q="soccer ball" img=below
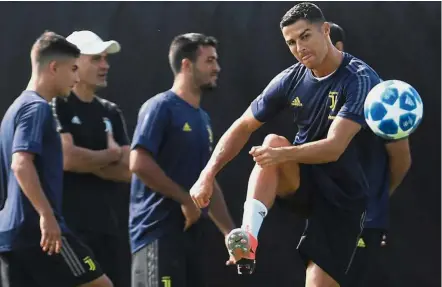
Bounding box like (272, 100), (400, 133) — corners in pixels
(364, 80), (423, 140)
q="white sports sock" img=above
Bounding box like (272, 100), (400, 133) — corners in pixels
(241, 199), (268, 238)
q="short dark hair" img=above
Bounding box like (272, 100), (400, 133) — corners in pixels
(168, 33), (218, 75)
(280, 2), (326, 29)
(329, 22), (346, 45)
(31, 31), (80, 66)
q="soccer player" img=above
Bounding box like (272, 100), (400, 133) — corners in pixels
(129, 33), (236, 287)
(51, 30), (131, 287)
(0, 31), (112, 287)
(328, 23), (412, 287)
(191, 3), (391, 286)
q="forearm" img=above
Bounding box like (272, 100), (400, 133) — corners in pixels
(208, 181), (235, 236)
(93, 147), (131, 183)
(204, 120), (252, 178)
(133, 163), (191, 204)
(64, 146), (116, 173)
(284, 138), (341, 164)
(93, 163), (131, 183)
(13, 162), (54, 216)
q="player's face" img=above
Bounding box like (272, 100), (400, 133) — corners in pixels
(282, 20), (330, 69)
(77, 53), (110, 89)
(191, 46), (220, 91)
(52, 58), (79, 97)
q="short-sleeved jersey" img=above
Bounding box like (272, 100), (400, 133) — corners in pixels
(0, 91), (68, 251)
(129, 90), (213, 253)
(51, 92), (130, 235)
(251, 53), (383, 211)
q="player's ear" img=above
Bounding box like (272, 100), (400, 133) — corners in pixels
(48, 60), (58, 75)
(323, 22), (330, 36)
(181, 58), (192, 72)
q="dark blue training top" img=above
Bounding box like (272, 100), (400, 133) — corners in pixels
(129, 90), (213, 253)
(251, 53), (384, 213)
(0, 91), (69, 252)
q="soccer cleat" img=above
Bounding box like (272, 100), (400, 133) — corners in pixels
(226, 228), (258, 275)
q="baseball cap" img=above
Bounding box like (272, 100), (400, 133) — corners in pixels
(66, 30), (121, 55)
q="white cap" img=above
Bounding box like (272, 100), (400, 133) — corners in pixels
(66, 30), (121, 55)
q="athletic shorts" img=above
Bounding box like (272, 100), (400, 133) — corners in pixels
(276, 164), (366, 284)
(75, 230), (131, 287)
(0, 233), (103, 287)
(341, 228), (390, 287)
(132, 229), (205, 287)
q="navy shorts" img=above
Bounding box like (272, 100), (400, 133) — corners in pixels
(0, 233), (103, 287)
(276, 164), (366, 284)
(132, 227), (205, 287)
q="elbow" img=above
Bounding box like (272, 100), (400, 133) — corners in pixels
(62, 149), (75, 171)
(11, 160), (24, 177)
(129, 158), (140, 175)
(404, 155), (412, 173)
(328, 144), (346, 162)
(11, 155), (30, 177)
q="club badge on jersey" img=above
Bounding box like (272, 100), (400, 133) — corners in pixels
(103, 117), (113, 133)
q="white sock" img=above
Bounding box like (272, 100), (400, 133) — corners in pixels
(241, 199), (268, 238)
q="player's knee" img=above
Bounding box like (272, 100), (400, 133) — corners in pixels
(262, 134), (291, 148)
(276, 187), (297, 199)
(80, 275), (113, 287)
(306, 262), (339, 287)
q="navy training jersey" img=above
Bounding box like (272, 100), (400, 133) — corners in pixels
(0, 91), (69, 251)
(129, 90), (213, 253)
(251, 53), (383, 211)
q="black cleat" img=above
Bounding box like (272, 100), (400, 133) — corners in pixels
(237, 258), (256, 275)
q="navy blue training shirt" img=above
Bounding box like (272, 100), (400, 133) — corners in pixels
(129, 90), (213, 253)
(0, 91), (69, 251)
(251, 53), (383, 212)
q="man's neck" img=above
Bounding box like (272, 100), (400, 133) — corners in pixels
(72, 83), (96, 103)
(171, 76), (201, 109)
(26, 75), (56, 102)
(311, 47), (344, 78)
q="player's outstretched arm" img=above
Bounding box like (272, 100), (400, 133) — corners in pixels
(208, 180), (236, 236)
(191, 107), (263, 208)
(251, 116), (362, 167)
(385, 138), (411, 195)
(286, 116), (361, 164)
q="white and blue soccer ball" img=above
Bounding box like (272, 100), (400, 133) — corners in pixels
(364, 80), (423, 140)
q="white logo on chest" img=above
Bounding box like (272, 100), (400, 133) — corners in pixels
(103, 117), (113, 133)
(71, 116), (81, 125)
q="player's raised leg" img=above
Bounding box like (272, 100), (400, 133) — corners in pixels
(226, 134), (300, 273)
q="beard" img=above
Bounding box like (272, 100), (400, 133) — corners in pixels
(199, 82), (217, 92)
(191, 66), (218, 92)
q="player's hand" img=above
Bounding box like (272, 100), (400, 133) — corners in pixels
(107, 132), (122, 162)
(181, 198), (201, 231)
(190, 175), (214, 208)
(250, 146), (286, 167)
(40, 212), (62, 255)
